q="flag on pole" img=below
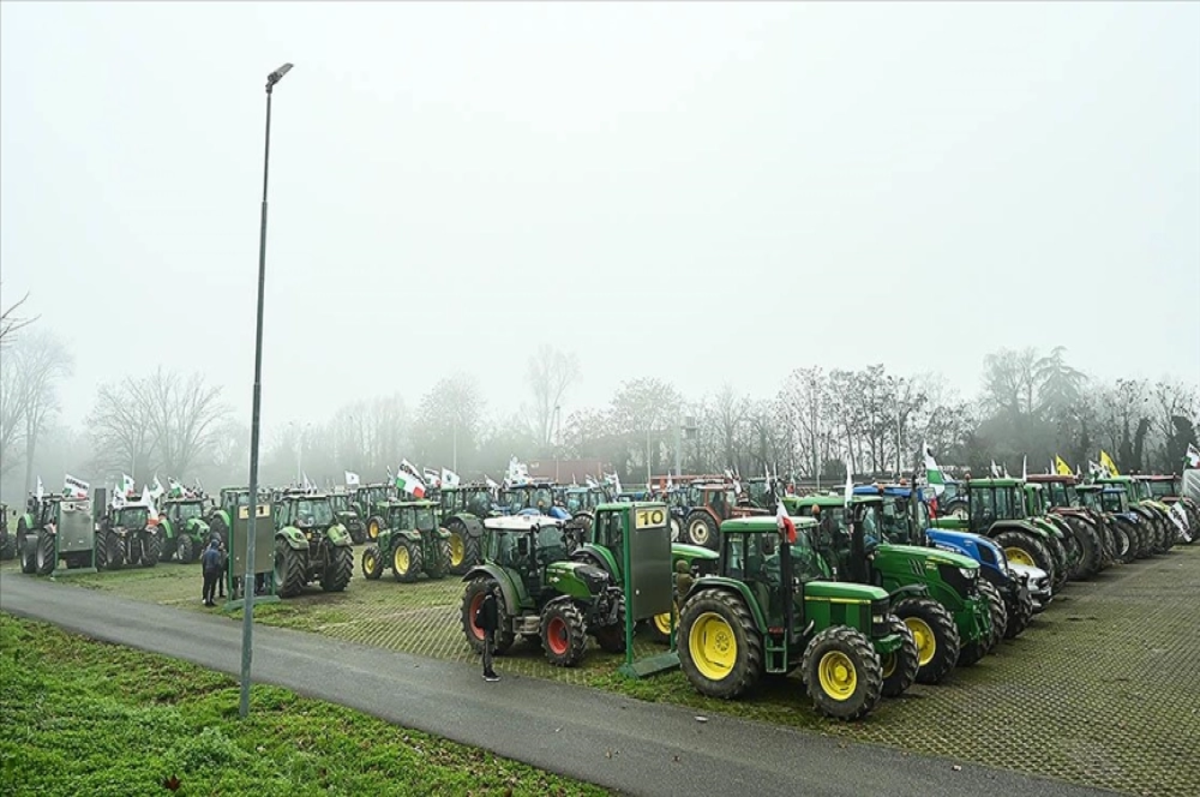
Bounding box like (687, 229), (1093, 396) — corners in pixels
(775, 500), (797, 544)
(64, 474), (89, 499)
(923, 440), (945, 496)
(141, 485), (159, 523)
(990, 460), (1001, 478)
(386, 466), (394, 484)
(843, 466), (854, 506)
(585, 474), (598, 489)
(150, 476), (165, 501)
(1021, 456), (1028, 481)
(112, 485), (126, 508)
(666, 473), (673, 491)
(345, 471), (360, 487)
(423, 467), (441, 488)
(1088, 460), (1103, 477)
(121, 473), (136, 496)
(1055, 455), (1073, 476)
(167, 477), (186, 498)
(1100, 450), (1120, 478)
(395, 469), (426, 499)
(485, 475), (499, 491)
(441, 468), (461, 487)
(1186, 443), (1200, 469)
(36, 476), (44, 502)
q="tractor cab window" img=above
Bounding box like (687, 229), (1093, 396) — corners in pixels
(414, 506), (436, 532)
(115, 507), (149, 528)
(1146, 480), (1174, 499)
(596, 511), (622, 552)
(389, 506), (413, 530)
(535, 524), (568, 564)
(465, 490), (491, 516)
(723, 533), (748, 581)
(492, 531), (520, 568)
(329, 494), (347, 512)
(295, 500), (332, 527)
(881, 498), (909, 543)
(566, 492), (584, 515)
(1026, 488), (1046, 516)
(1129, 481), (1151, 502)
(531, 488), (554, 512)
(175, 502), (203, 522)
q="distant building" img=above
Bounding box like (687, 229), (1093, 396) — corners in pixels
(528, 459), (610, 485)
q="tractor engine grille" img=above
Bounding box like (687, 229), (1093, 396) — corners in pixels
(938, 562), (978, 598)
(871, 599), (891, 637)
(573, 563), (610, 594)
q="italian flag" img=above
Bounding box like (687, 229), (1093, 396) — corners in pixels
(396, 471), (426, 499)
(775, 501), (796, 544)
(923, 440), (945, 496)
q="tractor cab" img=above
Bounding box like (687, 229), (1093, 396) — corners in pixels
(111, 504), (151, 530)
(1138, 474), (1179, 501)
(501, 482), (565, 518)
(563, 486), (608, 516)
(163, 497), (207, 525)
(486, 515), (572, 595)
(440, 484), (495, 518)
(384, 500), (439, 534)
(275, 493), (336, 534)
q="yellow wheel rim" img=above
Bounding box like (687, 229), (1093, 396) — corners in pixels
(817, 651), (858, 701)
(688, 612), (738, 681)
(394, 546), (409, 574)
(653, 603), (679, 636)
(905, 617), (936, 666)
(881, 652), (896, 678)
(1005, 546), (1035, 567)
(363, 551), (376, 573)
(369, 520), (380, 540)
(450, 534), (464, 567)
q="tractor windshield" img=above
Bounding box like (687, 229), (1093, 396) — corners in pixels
(1044, 482), (1070, 508)
(565, 492), (586, 514)
(295, 500), (334, 527)
(531, 487), (554, 511)
(1026, 488), (1046, 516)
(175, 502), (204, 521)
(971, 486), (1022, 528)
(1101, 490), (1129, 513)
(115, 507), (149, 528)
(535, 524), (568, 563)
(465, 490), (492, 516)
(1143, 480), (1174, 499)
(329, 494), (349, 512)
(880, 497), (911, 543)
(415, 506), (436, 532)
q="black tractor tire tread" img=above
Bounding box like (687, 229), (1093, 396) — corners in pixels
(678, 587), (763, 699)
(141, 531), (161, 568)
(426, 538), (451, 580)
(993, 530), (1056, 586)
(1004, 584), (1034, 639)
(1067, 517), (1102, 580)
(275, 538), (308, 598)
(541, 598), (590, 668)
(35, 528), (56, 575)
(978, 579), (1007, 650)
(320, 545), (354, 592)
(591, 592), (627, 654)
(880, 615), (919, 698)
(685, 511), (719, 551)
(18, 517), (36, 574)
(802, 626), (884, 721)
(460, 576), (516, 655)
(361, 544), (384, 580)
(177, 534), (197, 565)
(894, 596), (961, 685)
(392, 538), (423, 583)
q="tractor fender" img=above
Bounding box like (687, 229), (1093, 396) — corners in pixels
(447, 514), (485, 538)
(462, 563), (528, 614)
(277, 526), (311, 551)
(159, 518), (176, 541)
(433, 526), (452, 541)
(186, 518), (211, 540)
(887, 583), (928, 602)
(681, 577), (768, 634)
(325, 523), (352, 547)
(986, 519), (1051, 541)
(572, 544), (619, 580)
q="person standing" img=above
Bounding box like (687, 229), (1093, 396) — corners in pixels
(201, 537), (222, 607)
(476, 586), (500, 682)
(216, 539), (227, 599)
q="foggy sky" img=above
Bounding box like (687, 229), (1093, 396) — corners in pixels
(2, 2), (1198, 434)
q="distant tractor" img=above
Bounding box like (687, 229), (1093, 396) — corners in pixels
(353, 483), (396, 541)
(0, 503), (13, 561)
(438, 484), (496, 576)
(16, 495), (96, 576)
(361, 500), (452, 582)
(158, 496), (212, 564)
(329, 491), (367, 544)
(460, 515), (625, 668)
(95, 498), (161, 570)
(272, 492), (354, 598)
(682, 483), (768, 550)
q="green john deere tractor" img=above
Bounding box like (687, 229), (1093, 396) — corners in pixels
(460, 515), (626, 668)
(677, 515), (913, 721)
(790, 494), (993, 684)
(361, 500), (452, 582)
(438, 484), (497, 576)
(353, 483), (396, 542)
(328, 491), (366, 544)
(272, 491), (354, 598)
(569, 501), (719, 644)
(17, 495), (97, 576)
(0, 503), (14, 561)
(158, 497), (212, 564)
(94, 496), (161, 570)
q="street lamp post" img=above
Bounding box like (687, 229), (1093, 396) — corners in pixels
(240, 62), (293, 720)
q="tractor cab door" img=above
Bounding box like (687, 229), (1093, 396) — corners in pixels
(591, 509), (624, 579)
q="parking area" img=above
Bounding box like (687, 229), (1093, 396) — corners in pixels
(5, 545), (1198, 797)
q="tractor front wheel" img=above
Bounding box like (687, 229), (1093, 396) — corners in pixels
(461, 577), (515, 654)
(361, 545), (384, 579)
(685, 512), (719, 550)
(176, 535), (197, 565)
(993, 530), (1056, 586)
(391, 538), (422, 583)
(1067, 518), (1102, 580)
(893, 596), (960, 685)
(17, 518), (36, 574)
(274, 538), (308, 598)
(678, 588), (762, 699)
(102, 530), (125, 570)
(93, 529), (110, 571)
(1004, 583), (1033, 639)
(591, 592), (626, 654)
(445, 519), (479, 576)
(0, 531), (15, 561)
(648, 602), (679, 645)
(879, 615), (919, 698)
(978, 580), (1007, 650)
(1110, 517), (1138, 564)
(35, 528), (56, 575)
(669, 515), (683, 543)
(321, 545), (354, 592)
(425, 538), (451, 580)
(541, 599), (589, 668)
(140, 531), (161, 568)
(802, 626), (884, 721)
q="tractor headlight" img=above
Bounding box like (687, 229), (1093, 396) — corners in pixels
(959, 567), (976, 580)
(872, 614), (886, 625)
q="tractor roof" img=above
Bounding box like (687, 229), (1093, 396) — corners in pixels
(594, 500), (666, 513)
(1133, 474), (1176, 481)
(280, 492), (329, 501)
(791, 494), (881, 507)
(720, 515), (819, 534)
(967, 478), (1023, 487)
(483, 515), (565, 532)
(1025, 474), (1077, 485)
(386, 499), (437, 509)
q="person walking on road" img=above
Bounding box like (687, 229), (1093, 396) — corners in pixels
(476, 585), (500, 682)
(201, 538), (222, 607)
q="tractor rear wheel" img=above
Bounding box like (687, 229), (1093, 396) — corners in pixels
(0, 531), (15, 561)
(320, 545), (353, 592)
(391, 538), (422, 583)
(35, 528), (56, 575)
(1067, 518), (1102, 580)
(993, 530), (1056, 586)
(425, 538), (451, 580)
(177, 535), (197, 565)
(879, 615), (919, 698)
(274, 538), (308, 598)
(802, 627), (884, 721)
(461, 577), (515, 655)
(103, 530), (125, 570)
(18, 518), (35, 574)
(678, 588), (762, 699)
(367, 516), (384, 542)
(541, 599), (589, 667)
(445, 519), (478, 576)
(140, 531), (161, 568)
(93, 528), (109, 571)
(669, 515), (683, 543)
(648, 602), (679, 645)
(978, 580), (1007, 649)
(591, 592), (626, 654)
(361, 545), (384, 579)
(1110, 517), (1138, 564)
(893, 596), (960, 685)
(684, 511), (719, 550)
(1004, 583), (1033, 639)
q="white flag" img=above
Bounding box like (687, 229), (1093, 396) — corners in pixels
(141, 485), (158, 520)
(990, 460), (1001, 478)
(1187, 443), (1200, 469)
(112, 485), (126, 508)
(843, 467), (854, 506)
(36, 476), (44, 501)
(423, 467), (441, 488)
(345, 471), (360, 487)
(441, 468), (461, 487)
(64, 474), (89, 499)
(1022, 456), (1027, 481)
(485, 475), (499, 491)
(150, 475), (165, 500)
(121, 473), (136, 496)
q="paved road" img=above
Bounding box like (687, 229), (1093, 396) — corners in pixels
(1, 575), (1115, 797)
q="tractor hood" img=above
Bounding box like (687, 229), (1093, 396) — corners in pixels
(546, 561), (610, 596)
(670, 543), (719, 562)
(875, 543), (978, 572)
(805, 580), (888, 603)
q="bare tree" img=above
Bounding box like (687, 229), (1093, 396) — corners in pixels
(526, 345), (581, 448)
(0, 288), (37, 348)
(87, 377), (159, 479)
(0, 331), (73, 494)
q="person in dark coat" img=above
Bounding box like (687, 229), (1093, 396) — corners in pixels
(216, 539), (227, 599)
(476, 585), (500, 681)
(201, 538), (222, 607)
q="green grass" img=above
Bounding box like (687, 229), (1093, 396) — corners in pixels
(0, 615), (608, 797)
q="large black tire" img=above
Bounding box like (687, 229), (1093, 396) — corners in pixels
(347, 521), (367, 546)
(103, 530), (125, 571)
(669, 515), (683, 543)
(802, 626), (884, 721)
(361, 545), (384, 579)
(1110, 516), (1138, 564)
(978, 580), (1007, 650)
(391, 538), (422, 583)
(1046, 534), (1070, 589)
(1004, 583), (1034, 639)
(1065, 517), (1102, 580)
(176, 534), (197, 565)
(17, 518), (35, 574)
(879, 615), (919, 698)
(541, 598), (589, 668)
(893, 596), (960, 685)
(93, 528), (110, 571)
(461, 576), (515, 655)
(140, 531), (161, 568)
(591, 592), (627, 654)
(209, 513), (230, 548)
(35, 528), (56, 575)
(367, 515), (385, 542)
(993, 530), (1056, 586)
(678, 588), (762, 699)
(320, 545), (353, 592)
(444, 518), (479, 576)
(274, 538), (308, 598)
(425, 537), (451, 580)
(0, 531), (15, 561)
(684, 511), (719, 551)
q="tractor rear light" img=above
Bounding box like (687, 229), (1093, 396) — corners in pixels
(767, 626), (784, 635)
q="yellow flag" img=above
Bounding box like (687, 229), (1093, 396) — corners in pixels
(1100, 450), (1120, 477)
(1055, 455), (1073, 476)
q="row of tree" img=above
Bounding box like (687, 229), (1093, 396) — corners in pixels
(2, 304), (1196, 504)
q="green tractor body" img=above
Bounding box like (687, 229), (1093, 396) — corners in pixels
(94, 499), (161, 570)
(677, 515), (907, 721)
(17, 496), (97, 576)
(438, 485), (497, 575)
(328, 491), (367, 544)
(272, 492), (354, 598)
(353, 483), (396, 542)
(158, 498), (212, 564)
(361, 500), (452, 582)
(460, 515), (625, 668)
(789, 494), (993, 682)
